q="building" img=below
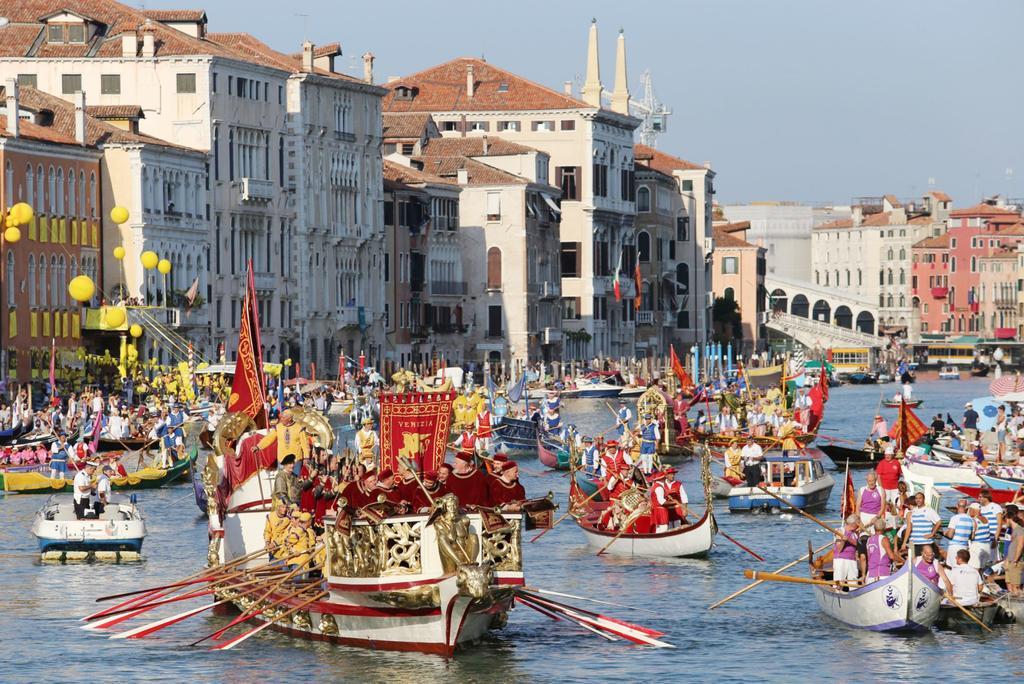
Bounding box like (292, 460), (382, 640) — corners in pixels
(721, 202), (813, 281)
(633, 144), (714, 350)
(0, 2), (386, 372)
(912, 201), (1024, 335)
(977, 251), (1018, 340)
(711, 222), (766, 354)
(382, 21), (640, 361)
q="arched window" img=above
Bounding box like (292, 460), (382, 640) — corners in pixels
(899, 269), (905, 285)
(898, 294), (905, 307)
(857, 269), (862, 286)
(26, 164), (34, 206)
(824, 272), (829, 286)
(36, 165), (44, 210)
(815, 270), (820, 285)
(58, 256), (66, 307)
(4, 160), (11, 200)
(887, 269), (893, 285)
(68, 170), (76, 218)
(486, 247), (502, 289)
(887, 247), (893, 260)
(51, 255), (59, 307)
(899, 247), (906, 260)
(887, 294), (894, 307)
(48, 166), (56, 213)
(38, 254), (47, 307)
(845, 270), (850, 287)
(79, 170), (86, 217)
(5, 252), (14, 306)
(637, 231), (651, 262)
(89, 172), (97, 217)
(636, 186), (651, 212)
(27, 255), (36, 307)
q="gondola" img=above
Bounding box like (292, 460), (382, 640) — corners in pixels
(576, 504), (715, 558)
(820, 443), (885, 468)
(537, 437), (570, 470)
(97, 434), (152, 451)
(0, 447), (196, 494)
(881, 399), (923, 409)
(812, 560), (942, 632)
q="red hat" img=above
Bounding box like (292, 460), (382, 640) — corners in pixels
(661, 466), (677, 478)
(423, 471), (438, 483)
(605, 440), (618, 448)
(455, 451), (474, 463)
(500, 461), (519, 473)
(361, 471), (376, 482)
(492, 453), (509, 463)
(648, 470), (667, 481)
(438, 463), (453, 474)
(378, 468), (394, 480)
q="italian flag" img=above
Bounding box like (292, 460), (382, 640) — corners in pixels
(613, 250), (622, 302)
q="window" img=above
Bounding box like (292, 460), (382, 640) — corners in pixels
(677, 216), (690, 241)
(468, 121), (489, 131)
(67, 24), (85, 43)
(676, 263), (689, 294)
(48, 24), (64, 43)
(676, 310), (690, 329)
(488, 305), (503, 337)
(637, 187), (651, 212)
(681, 180), (693, 192)
(560, 120), (576, 131)
(562, 297), (582, 320)
(621, 169), (635, 201)
(16, 74), (37, 88)
(61, 74), (82, 94)
(722, 256), (738, 274)
(486, 192), (501, 221)
(592, 163), (608, 197)
(498, 121), (520, 132)
(561, 242), (581, 278)
(531, 120), (555, 132)
(442, 121), (460, 132)
(100, 74), (121, 94)
(637, 231), (651, 262)
(486, 247), (502, 289)
(401, 143), (415, 155)
(177, 73), (197, 94)
(555, 166), (580, 201)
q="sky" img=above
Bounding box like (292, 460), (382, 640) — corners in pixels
(143, 0), (1024, 206)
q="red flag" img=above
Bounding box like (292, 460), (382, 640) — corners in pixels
(819, 362), (829, 403)
(634, 261), (642, 312)
(49, 337), (57, 399)
(613, 250), (623, 302)
(227, 262), (268, 428)
(669, 344), (694, 392)
(379, 391), (456, 474)
(888, 402), (927, 450)
(806, 381), (824, 432)
(840, 467), (857, 519)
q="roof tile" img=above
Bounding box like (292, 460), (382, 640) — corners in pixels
(634, 143), (704, 173)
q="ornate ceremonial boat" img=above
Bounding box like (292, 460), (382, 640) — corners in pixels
(703, 431), (817, 450)
(576, 505), (715, 558)
(727, 454), (834, 512)
(904, 454), (982, 488)
(812, 560), (942, 632)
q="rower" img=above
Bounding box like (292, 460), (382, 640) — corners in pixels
(947, 549), (984, 607)
(663, 467), (689, 522)
(73, 461), (98, 520)
(475, 393), (494, 454)
(977, 490), (1003, 562)
(354, 416), (378, 470)
(600, 441), (626, 499)
(636, 413), (659, 475)
(857, 471), (885, 528)
(49, 434), (71, 480)
(944, 499), (975, 566)
(283, 511), (318, 573)
(864, 518), (900, 583)
(95, 465), (113, 517)
(915, 545), (953, 594)
(833, 515), (861, 588)
(715, 406), (738, 436)
(445, 450), (491, 509)
(489, 461), (526, 510)
(264, 495), (291, 559)
(649, 469), (672, 533)
(723, 443), (743, 481)
(740, 435), (764, 487)
(581, 436), (600, 475)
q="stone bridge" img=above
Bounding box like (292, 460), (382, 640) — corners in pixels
(764, 275), (882, 349)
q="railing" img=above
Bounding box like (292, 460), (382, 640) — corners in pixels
(993, 297), (1016, 308)
(930, 287), (948, 298)
(637, 310), (655, 325)
(428, 280), (468, 296)
(767, 311), (882, 348)
(338, 306), (359, 326)
(544, 327), (562, 344)
(253, 272), (276, 291)
(240, 177), (274, 202)
(540, 281), (561, 299)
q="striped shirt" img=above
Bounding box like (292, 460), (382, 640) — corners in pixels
(972, 515), (992, 544)
(908, 506), (940, 544)
(947, 513), (974, 545)
(981, 503), (1002, 542)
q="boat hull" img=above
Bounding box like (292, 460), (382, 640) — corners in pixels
(820, 444), (884, 468)
(577, 508), (715, 558)
(1, 450), (195, 494)
(813, 562), (941, 632)
(537, 439), (570, 470)
(980, 473), (1024, 491)
(728, 477), (835, 512)
(32, 500), (146, 554)
(904, 456), (982, 487)
(882, 400), (923, 408)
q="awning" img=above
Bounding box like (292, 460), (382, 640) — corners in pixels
(542, 195), (561, 214)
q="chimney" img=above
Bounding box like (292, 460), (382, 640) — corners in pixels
(610, 29), (629, 115)
(141, 21), (155, 57)
(563, 81), (573, 95)
(122, 31), (138, 58)
(457, 167), (468, 185)
(581, 19), (602, 107)
(466, 64), (475, 98)
(74, 91), (87, 146)
(301, 41), (315, 72)
(362, 52), (375, 84)
(4, 79), (18, 138)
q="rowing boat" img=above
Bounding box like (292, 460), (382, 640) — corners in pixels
(537, 437), (570, 470)
(979, 473), (1024, 491)
(953, 485), (1020, 504)
(882, 399), (923, 408)
(935, 598), (1003, 631)
(904, 454), (982, 487)
(576, 505), (715, 558)
(820, 443), (885, 468)
(812, 560), (942, 632)
(0, 448), (195, 494)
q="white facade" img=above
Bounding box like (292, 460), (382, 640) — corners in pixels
(722, 202), (814, 281)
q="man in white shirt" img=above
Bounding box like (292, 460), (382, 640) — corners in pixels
(91, 391), (104, 417)
(95, 465), (113, 516)
(741, 436), (764, 487)
(947, 548), (984, 606)
(73, 462), (97, 519)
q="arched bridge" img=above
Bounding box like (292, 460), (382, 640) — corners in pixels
(763, 275), (882, 348)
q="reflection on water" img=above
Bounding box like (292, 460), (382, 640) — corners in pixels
(0, 377), (1019, 682)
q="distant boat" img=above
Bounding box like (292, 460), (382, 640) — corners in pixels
(882, 398), (923, 409)
(938, 366), (961, 380)
(32, 495), (146, 561)
(820, 443), (886, 468)
(847, 372), (878, 385)
(560, 382), (623, 399)
(727, 454), (835, 512)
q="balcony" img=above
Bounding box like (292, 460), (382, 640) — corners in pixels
(637, 310), (655, 326)
(240, 177), (274, 203)
(253, 272), (276, 292)
(930, 287), (948, 298)
(338, 306), (360, 327)
(540, 281), (561, 299)
(994, 297), (1016, 309)
(543, 327), (563, 344)
(429, 280), (468, 296)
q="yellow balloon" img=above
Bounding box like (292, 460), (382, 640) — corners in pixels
(110, 206), (130, 225)
(3, 226), (20, 243)
(141, 251), (159, 270)
(105, 307), (126, 328)
(113, 246), (126, 260)
(68, 275), (96, 303)
(157, 259), (172, 275)
(11, 202), (33, 225)
(129, 324), (143, 338)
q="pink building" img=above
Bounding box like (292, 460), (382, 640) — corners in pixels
(912, 203), (1024, 335)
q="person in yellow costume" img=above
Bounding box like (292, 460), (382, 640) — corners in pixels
(723, 443), (744, 481)
(255, 409), (310, 469)
(263, 495), (291, 559)
(453, 389), (473, 426)
(283, 511), (318, 570)
(354, 416), (378, 470)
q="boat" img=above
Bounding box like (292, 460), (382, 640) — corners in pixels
(936, 597), (1004, 631)
(491, 416), (540, 457)
(560, 381), (623, 399)
(0, 422), (32, 445)
(953, 485), (1021, 504)
(938, 366), (961, 380)
(573, 468), (602, 499)
(703, 431), (817, 451)
(970, 363), (991, 378)
(812, 560), (942, 632)
(727, 454), (835, 512)
(1, 429), (56, 450)
(0, 447), (196, 494)
(904, 453), (982, 487)
(32, 495), (146, 561)
(876, 373), (894, 384)
(820, 443), (886, 468)
(575, 504), (715, 558)
(97, 434), (153, 451)
(537, 437), (570, 470)
(882, 398), (923, 409)
(979, 473), (1024, 491)
(847, 372), (878, 385)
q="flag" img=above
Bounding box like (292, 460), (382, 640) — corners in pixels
(227, 261), (268, 428)
(486, 373), (498, 412)
(806, 379), (825, 432)
(634, 261), (642, 312)
(277, 376), (285, 410)
(379, 390), (456, 474)
(88, 409), (104, 454)
(49, 338), (57, 399)
(840, 463), (857, 519)
(185, 276), (200, 309)
(888, 402), (927, 451)
(819, 361), (829, 403)
(613, 250), (623, 302)
(669, 344), (694, 392)
(508, 371), (527, 403)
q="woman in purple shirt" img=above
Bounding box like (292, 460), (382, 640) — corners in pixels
(864, 519), (902, 583)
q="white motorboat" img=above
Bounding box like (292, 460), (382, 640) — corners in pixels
(938, 366), (961, 380)
(904, 453), (982, 487)
(32, 495), (146, 561)
(728, 455), (835, 512)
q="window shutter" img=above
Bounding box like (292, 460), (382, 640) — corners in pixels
(486, 192), (501, 220)
(573, 166), (582, 200)
(555, 167), (564, 193)
(487, 247), (502, 289)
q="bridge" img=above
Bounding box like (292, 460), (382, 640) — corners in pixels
(764, 275), (882, 349)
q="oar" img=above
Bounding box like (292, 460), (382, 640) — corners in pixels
(515, 590), (673, 647)
(753, 484), (845, 538)
(90, 574), (280, 621)
(210, 590), (329, 650)
(708, 541), (832, 610)
(530, 486), (603, 543)
(520, 586), (659, 615)
(514, 594), (618, 641)
(742, 570), (862, 588)
(943, 593), (994, 633)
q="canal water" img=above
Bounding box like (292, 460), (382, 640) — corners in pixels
(1, 376), (1022, 683)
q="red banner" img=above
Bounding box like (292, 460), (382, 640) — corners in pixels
(227, 263), (268, 429)
(670, 344), (694, 392)
(379, 391), (456, 474)
(888, 402), (927, 450)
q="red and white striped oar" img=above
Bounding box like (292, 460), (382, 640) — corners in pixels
(111, 599), (232, 640)
(516, 590), (672, 647)
(520, 590), (666, 637)
(515, 595), (617, 641)
(210, 591), (328, 651)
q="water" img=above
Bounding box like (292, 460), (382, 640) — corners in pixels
(2, 376), (1023, 683)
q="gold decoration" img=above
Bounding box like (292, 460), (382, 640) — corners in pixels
(317, 613), (339, 636)
(291, 610), (311, 630)
(433, 494), (479, 574)
(206, 537), (220, 567)
(381, 521), (423, 576)
(368, 585), (441, 609)
(456, 561), (494, 600)
(288, 407), (335, 451)
(202, 453), (221, 520)
(213, 412), (258, 459)
(481, 517), (522, 572)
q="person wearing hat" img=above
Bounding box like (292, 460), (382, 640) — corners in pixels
(581, 435), (600, 475)
(73, 461), (98, 520)
(94, 464), (114, 517)
(875, 445), (902, 505)
(869, 414), (888, 446)
(255, 408), (311, 473)
(963, 402), (979, 445)
(741, 434), (764, 487)
(474, 397), (494, 455)
(345, 470), (379, 511)
(600, 441), (627, 499)
(445, 450), (491, 509)
(615, 399), (633, 438)
(966, 501), (993, 569)
(662, 466), (689, 522)
(375, 468), (402, 505)
(409, 471), (441, 511)
(453, 421), (478, 459)
(283, 511), (318, 571)
(489, 461), (525, 510)
(635, 413), (660, 475)
(273, 454), (302, 505)
(49, 433), (71, 481)
(352, 415), (378, 470)
(264, 495), (291, 558)
(648, 469), (674, 533)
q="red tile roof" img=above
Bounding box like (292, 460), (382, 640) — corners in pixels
(382, 113), (434, 139)
(912, 233), (951, 249)
(633, 143), (704, 174)
(382, 57), (587, 113)
(815, 218), (854, 229)
(141, 9), (206, 22)
(883, 194), (902, 208)
(383, 159), (454, 187)
(0, 114), (79, 145)
(949, 202), (1020, 218)
(416, 155), (527, 186)
(420, 136), (536, 157)
(86, 104), (144, 119)
(713, 226), (756, 249)
(717, 220), (751, 234)
(929, 190), (952, 202)
(206, 32), (362, 83)
(287, 42), (342, 59)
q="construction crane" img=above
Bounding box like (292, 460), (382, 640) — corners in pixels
(581, 69), (671, 147)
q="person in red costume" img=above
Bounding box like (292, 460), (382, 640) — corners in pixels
(444, 451), (491, 509)
(489, 461), (526, 509)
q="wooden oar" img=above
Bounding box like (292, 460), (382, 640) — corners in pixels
(754, 484), (845, 538)
(530, 486), (603, 543)
(91, 574), (280, 621)
(708, 541), (832, 610)
(943, 593), (994, 633)
(514, 594), (618, 641)
(210, 590), (329, 650)
(742, 570), (861, 588)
